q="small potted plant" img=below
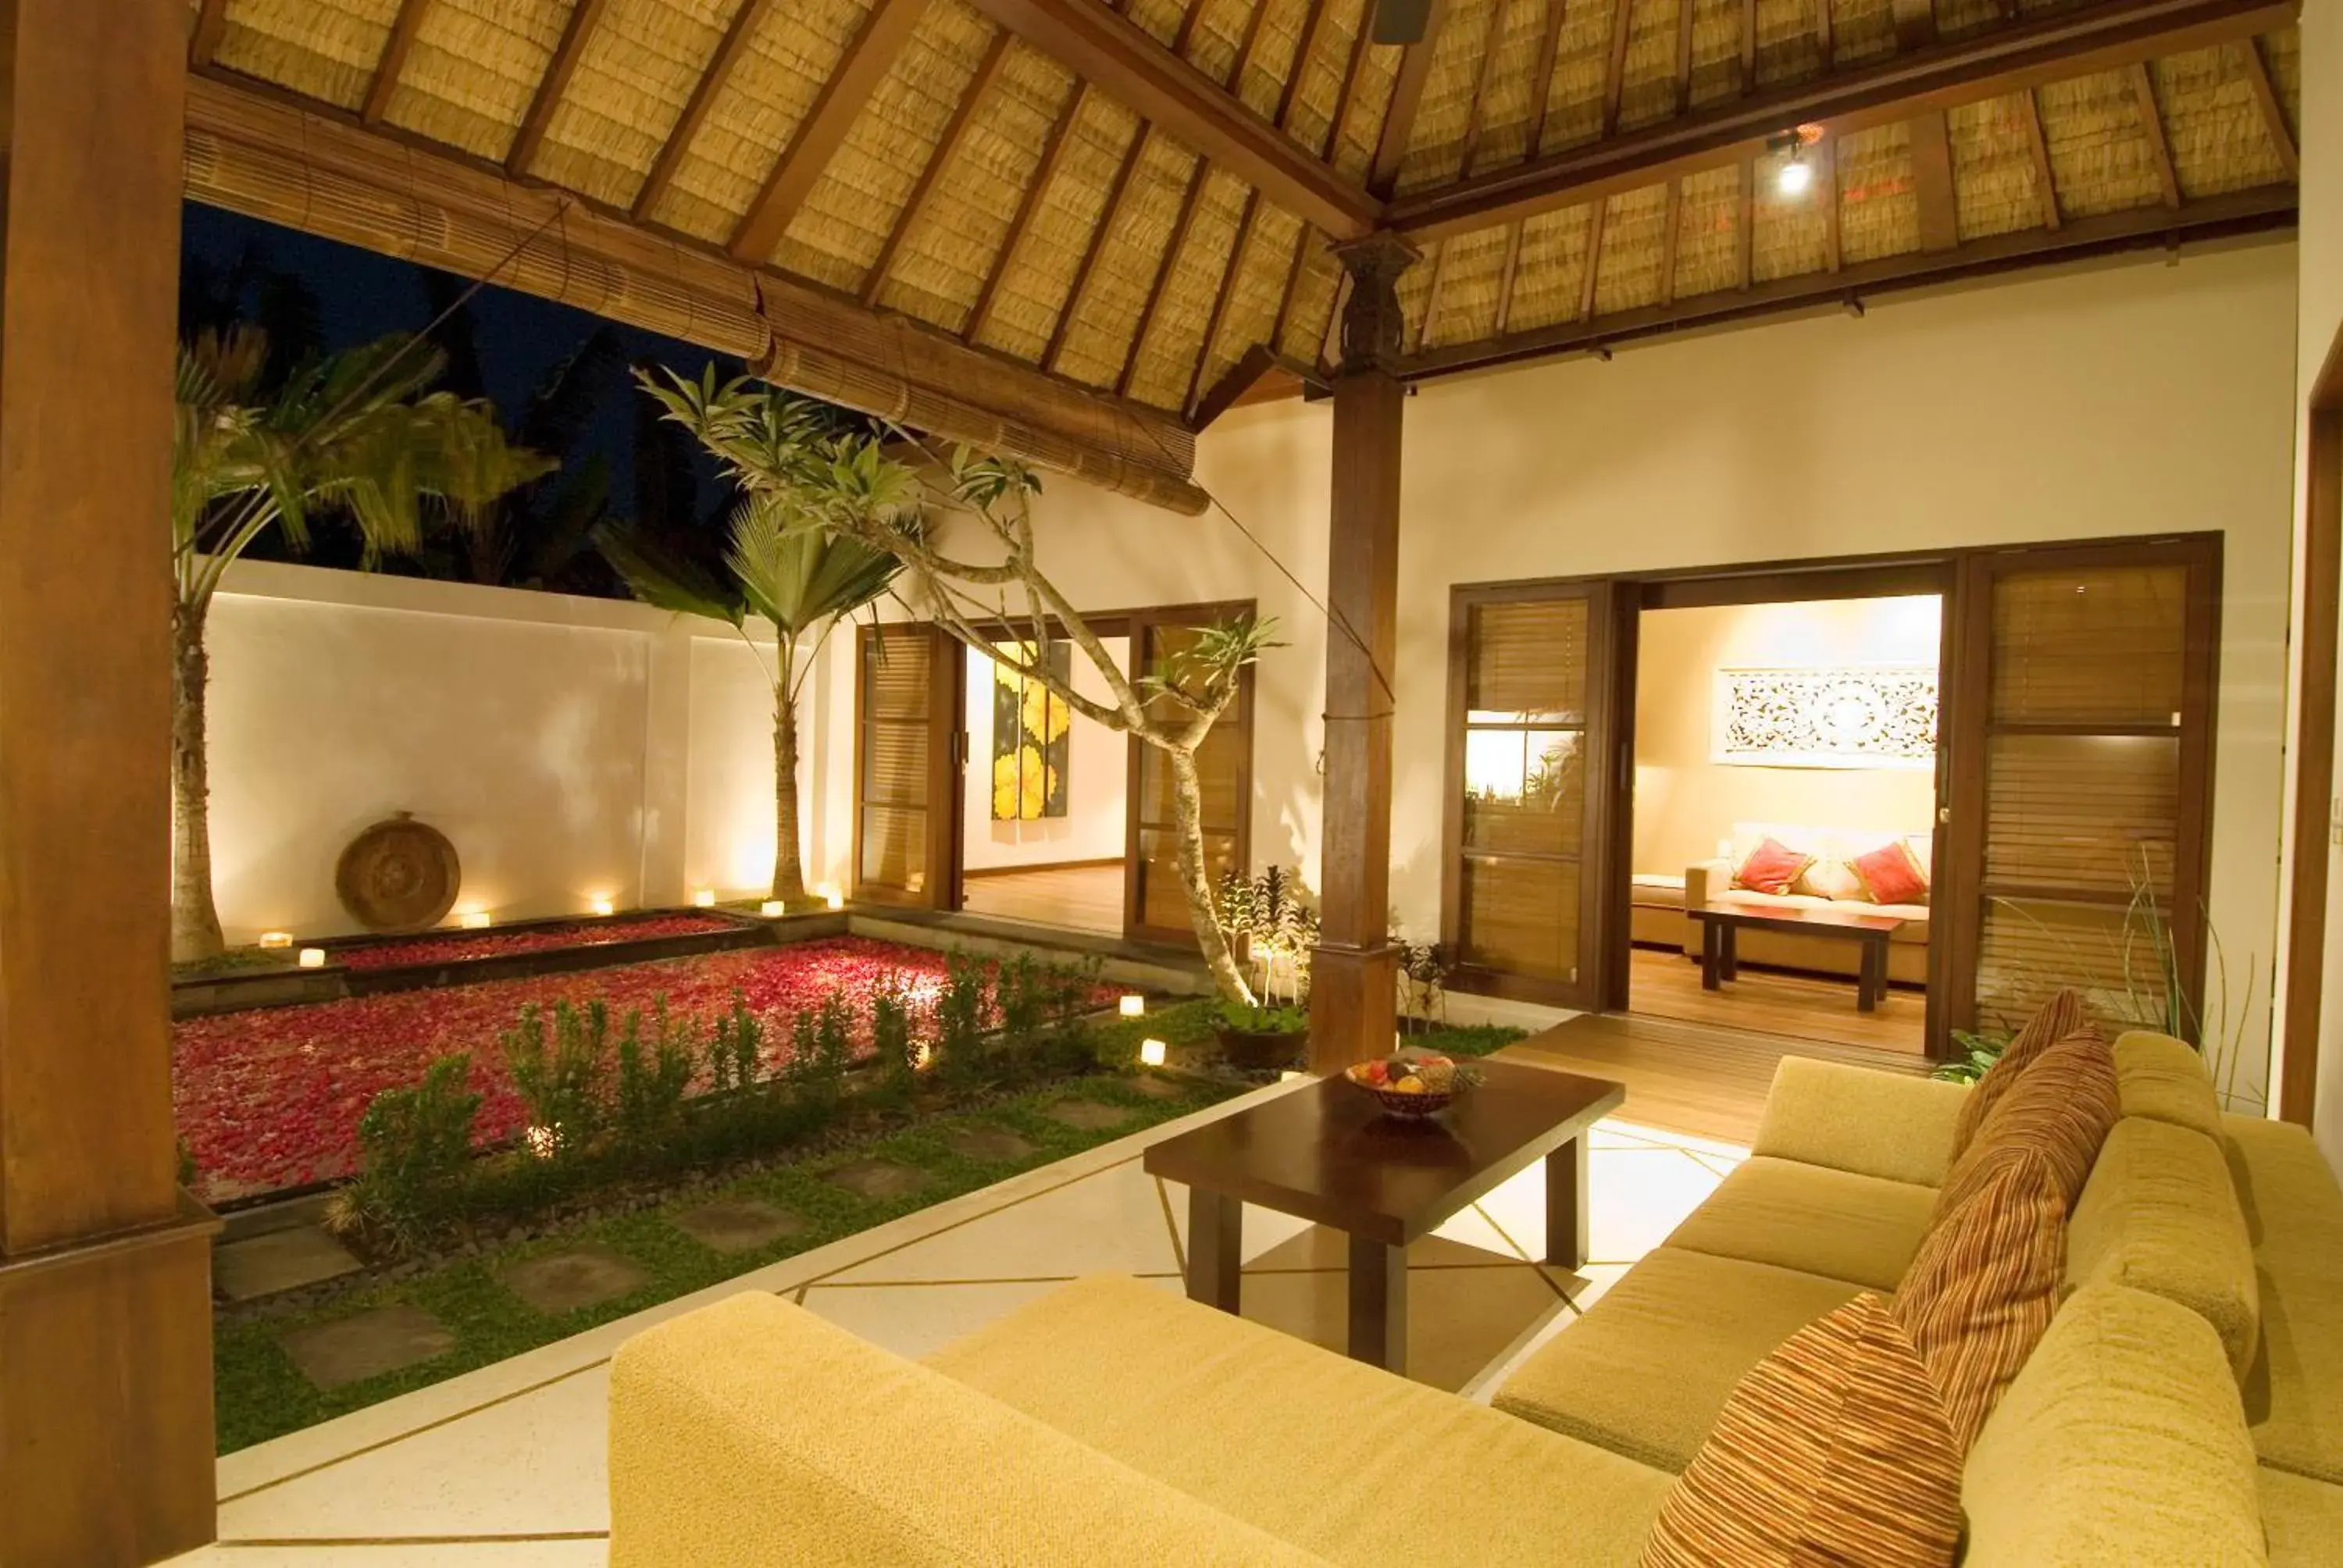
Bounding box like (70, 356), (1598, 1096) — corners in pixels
(1211, 865), (1318, 1071)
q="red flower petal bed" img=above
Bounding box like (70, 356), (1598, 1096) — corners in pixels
(331, 913), (741, 971)
(173, 937), (1102, 1203)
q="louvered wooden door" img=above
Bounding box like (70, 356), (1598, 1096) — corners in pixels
(853, 624), (960, 909)
(1443, 583), (1620, 1010)
(1125, 611), (1254, 947)
(1939, 540), (2219, 1039)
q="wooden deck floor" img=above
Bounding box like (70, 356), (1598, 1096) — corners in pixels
(960, 862), (1125, 935)
(1494, 1007), (1932, 1148)
(1625, 944), (1928, 1056)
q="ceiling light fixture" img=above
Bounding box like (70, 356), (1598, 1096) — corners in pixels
(1767, 127), (1823, 199)
(1777, 151), (1813, 197)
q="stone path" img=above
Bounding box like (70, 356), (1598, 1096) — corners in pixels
(670, 1197), (807, 1256)
(942, 1127), (1036, 1164)
(1043, 1099), (1135, 1131)
(822, 1157), (930, 1201)
(500, 1246), (649, 1314)
(214, 1226), (362, 1302)
(280, 1303), (455, 1390)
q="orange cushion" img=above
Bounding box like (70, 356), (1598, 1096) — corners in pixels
(1735, 837), (1815, 896)
(1895, 1150), (2067, 1452)
(1642, 1293), (1963, 1568)
(1852, 839), (1929, 906)
(1935, 1032), (2117, 1223)
(1949, 988), (2089, 1156)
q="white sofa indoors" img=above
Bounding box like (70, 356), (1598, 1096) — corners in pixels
(1660, 821), (1933, 986)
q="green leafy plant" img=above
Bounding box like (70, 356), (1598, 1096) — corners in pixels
(871, 979), (918, 1095)
(614, 1000), (695, 1154)
(703, 992), (763, 1093)
(1393, 937), (1453, 1035)
(935, 952), (991, 1088)
(1212, 864), (1319, 1032)
(498, 1000), (610, 1156)
(335, 1053), (482, 1248)
(1931, 1028), (2009, 1085)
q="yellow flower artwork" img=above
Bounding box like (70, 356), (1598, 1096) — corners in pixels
(990, 642), (1072, 821)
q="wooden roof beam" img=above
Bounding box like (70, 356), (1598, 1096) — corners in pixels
(635, 0), (773, 219)
(863, 30), (1015, 306)
(190, 0), (230, 66)
(964, 0), (1381, 237)
(965, 83), (1086, 344)
(1192, 343), (1326, 429)
(1891, 0), (1938, 52)
(1528, 0), (1568, 151)
(1116, 156), (1210, 395)
(2237, 36), (2298, 176)
(1406, 181), (2293, 377)
(1185, 190), (1261, 412)
(1911, 108), (1958, 250)
(1369, 0), (1454, 195)
(731, 0), (929, 262)
(1601, 0), (1634, 134)
(1386, 0), (2295, 242)
(1044, 123), (1149, 370)
(509, 0), (610, 176)
(2020, 86), (2061, 228)
(2127, 60), (2181, 206)
(362, 0), (430, 124)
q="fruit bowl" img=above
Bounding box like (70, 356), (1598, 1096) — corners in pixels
(1343, 1053), (1480, 1118)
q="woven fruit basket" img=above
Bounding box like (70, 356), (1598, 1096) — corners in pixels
(1343, 1053), (1481, 1118)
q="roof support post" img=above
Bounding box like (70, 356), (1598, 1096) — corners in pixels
(0, 3), (220, 1561)
(1309, 232), (1418, 1074)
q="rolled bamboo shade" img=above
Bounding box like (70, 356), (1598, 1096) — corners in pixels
(859, 627), (937, 894)
(181, 76), (1207, 515)
(1467, 599), (1589, 719)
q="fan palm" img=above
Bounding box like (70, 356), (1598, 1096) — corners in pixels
(173, 326), (555, 961)
(597, 490), (900, 906)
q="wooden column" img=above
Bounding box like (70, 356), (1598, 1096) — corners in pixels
(1309, 233), (1417, 1074)
(0, 5), (219, 1566)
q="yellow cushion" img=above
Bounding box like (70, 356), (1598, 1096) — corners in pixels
(1492, 1246), (1859, 1471)
(608, 1292), (1331, 1568)
(1961, 1283), (2266, 1567)
(2112, 1031), (2224, 1139)
(2221, 1112), (2343, 1258)
(1664, 1156), (1936, 1292)
(1749, 1057), (1969, 1188)
(929, 1274), (1671, 1567)
(2245, 1260), (2343, 1486)
(2068, 1117), (2260, 1378)
(2259, 1464), (2343, 1566)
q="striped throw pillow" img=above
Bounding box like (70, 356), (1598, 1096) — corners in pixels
(1933, 1032), (2118, 1224)
(1950, 988), (2089, 1156)
(1895, 1149), (2067, 1452)
(1641, 1294), (1963, 1568)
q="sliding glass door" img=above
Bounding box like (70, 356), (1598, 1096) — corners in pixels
(1125, 608), (1254, 946)
(853, 623), (961, 909)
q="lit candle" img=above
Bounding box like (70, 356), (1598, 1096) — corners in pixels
(1139, 1038), (1168, 1068)
(692, 889), (717, 907)
(257, 931), (293, 950)
(824, 889), (845, 911)
(589, 896), (615, 918)
(1118, 994), (1146, 1017)
(297, 947), (327, 969)
(760, 899), (786, 918)
(458, 909), (491, 930)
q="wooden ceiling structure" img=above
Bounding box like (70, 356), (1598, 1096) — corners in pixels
(184, 0), (2300, 508)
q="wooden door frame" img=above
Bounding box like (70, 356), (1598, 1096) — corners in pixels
(1123, 600), (1259, 947)
(2281, 323), (2343, 1128)
(850, 622), (963, 911)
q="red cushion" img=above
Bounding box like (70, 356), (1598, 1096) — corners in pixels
(1853, 839), (1930, 905)
(1735, 837), (1816, 896)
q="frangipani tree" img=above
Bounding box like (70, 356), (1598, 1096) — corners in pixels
(638, 369), (1275, 1005)
(595, 411), (901, 906)
(172, 327), (553, 961)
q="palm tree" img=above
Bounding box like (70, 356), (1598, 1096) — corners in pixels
(172, 326), (554, 961)
(596, 447), (901, 906)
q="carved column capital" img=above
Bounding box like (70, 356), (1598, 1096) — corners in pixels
(1332, 232), (1421, 377)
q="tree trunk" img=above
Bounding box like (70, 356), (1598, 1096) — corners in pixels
(770, 688), (808, 905)
(1166, 743), (1254, 1007)
(170, 604), (226, 963)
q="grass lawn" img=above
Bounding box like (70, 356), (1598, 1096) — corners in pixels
(210, 1004), (1525, 1455)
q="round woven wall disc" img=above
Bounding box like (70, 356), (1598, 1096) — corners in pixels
(335, 814), (462, 933)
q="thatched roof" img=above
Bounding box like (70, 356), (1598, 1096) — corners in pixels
(188, 0), (2301, 451)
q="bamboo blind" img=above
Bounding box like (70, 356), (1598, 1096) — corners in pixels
(859, 627), (938, 894)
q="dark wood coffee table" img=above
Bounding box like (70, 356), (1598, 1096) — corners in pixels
(1688, 900), (1906, 1011)
(1142, 1060), (1625, 1374)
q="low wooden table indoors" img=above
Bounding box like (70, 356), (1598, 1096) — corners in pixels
(1687, 900), (1906, 1011)
(1143, 1059), (1625, 1374)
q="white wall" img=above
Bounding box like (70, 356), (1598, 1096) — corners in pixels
(201, 560), (794, 939)
(961, 638), (1129, 871)
(1632, 597), (1942, 877)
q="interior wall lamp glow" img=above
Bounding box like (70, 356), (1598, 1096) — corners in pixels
(692, 889), (718, 907)
(1768, 126), (1823, 198)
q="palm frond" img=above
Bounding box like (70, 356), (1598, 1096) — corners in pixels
(594, 521), (747, 626)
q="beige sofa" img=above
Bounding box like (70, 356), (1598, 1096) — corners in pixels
(607, 1035), (2343, 1565)
(1653, 821), (1933, 986)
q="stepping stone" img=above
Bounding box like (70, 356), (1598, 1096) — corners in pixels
(214, 1225), (362, 1302)
(500, 1246), (649, 1315)
(1127, 1074), (1188, 1100)
(670, 1198), (808, 1256)
(1045, 1099), (1136, 1131)
(280, 1303), (455, 1391)
(822, 1158), (930, 1202)
(942, 1127), (1036, 1164)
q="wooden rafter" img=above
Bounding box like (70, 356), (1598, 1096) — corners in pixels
(1388, 0), (2292, 241)
(1528, 0), (1567, 153)
(1891, 0), (1938, 51)
(967, 83), (1086, 344)
(1736, 155), (1753, 288)
(1269, 226), (1316, 354)
(1275, 0), (1336, 126)
(1579, 198), (1607, 321)
(1601, 0), (1634, 134)
(1658, 178), (1681, 305)
(362, 0), (430, 125)
(1415, 241), (1451, 351)
(1742, 0), (1760, 89)
(1911, 108), (1958, 251)
(1117, 157), (1211, 395)
(1677, 0), (1697, 114)
(1186, 191), (1261, 412)
(189, 0), (230, 66)
(2020, 86), (2061, 230)
(2127, 61), (2181, 206)
(635, 0), (773, 219)
(730, 0), (927, 262)
(1368, 0), (1453, 194)
(1817, 0), (1835, 63)
(1045, 123), (1150, 370)
(1493, 223), (1525, 335)
(1821, 136), (1840, 269)
(1325, 7), (1380, 171)
(508, 0), (609, 176)
(965, 0), (1379, 237)
(862, 30), (1015, 307)
(1416, 0), (1507, 354)
(1408, 182), (2292, 377)
(1192, 343), (1325, 429)
(2236, 36), (2297, 176)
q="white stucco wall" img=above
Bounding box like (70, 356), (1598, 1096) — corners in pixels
(201, 560), (791, 939)
(961, 638), (1131, 871)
